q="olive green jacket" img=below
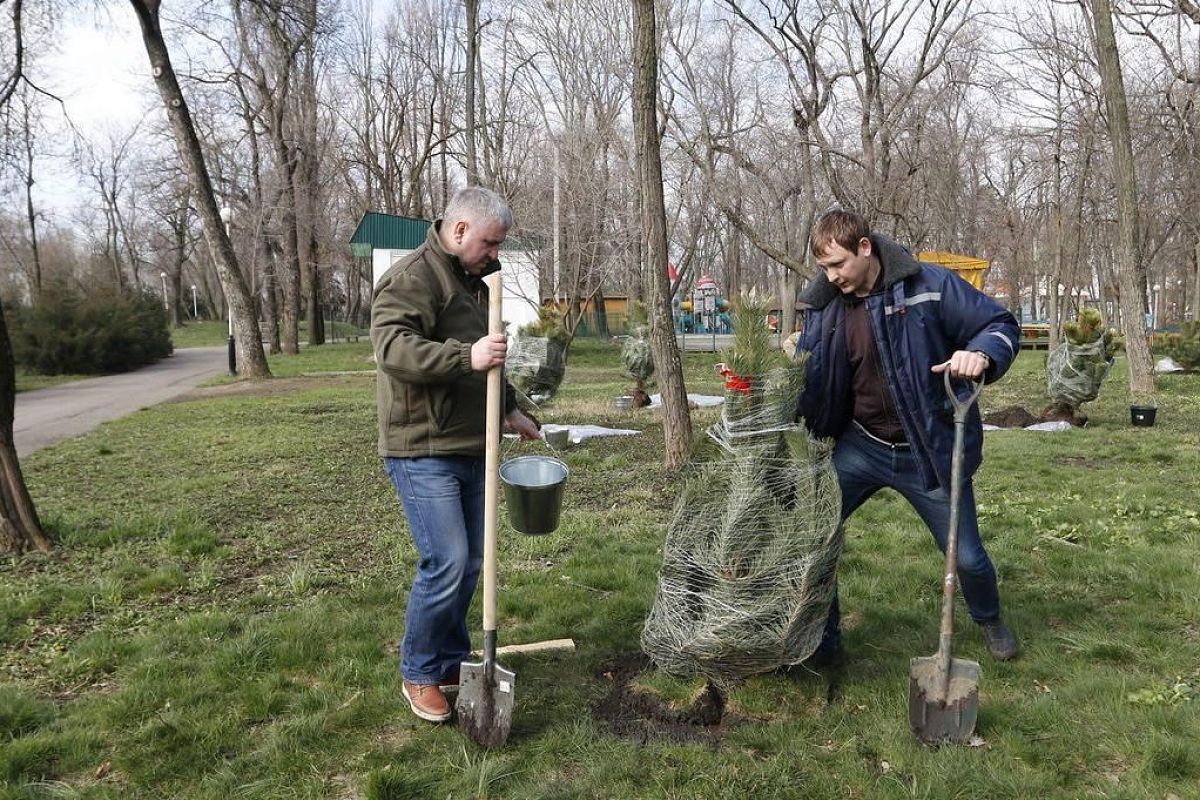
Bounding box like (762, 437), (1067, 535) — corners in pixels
(371, 224), (516, 458)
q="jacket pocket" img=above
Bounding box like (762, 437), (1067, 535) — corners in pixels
(386, 382), (411, 426)
(428, 385), (455, 431)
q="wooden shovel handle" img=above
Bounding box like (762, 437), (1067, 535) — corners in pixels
(482, 272), (503, 634)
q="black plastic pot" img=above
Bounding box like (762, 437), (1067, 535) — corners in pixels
(1130, 405), (1157, 427)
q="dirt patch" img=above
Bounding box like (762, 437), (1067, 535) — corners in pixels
(983, 404), (1088, 428)
(1038, 403), (1088, 427)
(1057, 455), (1103, 469)
(983, 405), (1038, 428)
(591, 653), (742, 746)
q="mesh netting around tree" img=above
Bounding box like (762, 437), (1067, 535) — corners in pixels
(640, 360), (843, 687)
(506, 334), (566, 400)
(1046, 338), (1113, 408)
(621, 330), (654, 386)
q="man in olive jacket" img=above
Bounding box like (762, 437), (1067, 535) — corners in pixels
(371, 187), (539, 723)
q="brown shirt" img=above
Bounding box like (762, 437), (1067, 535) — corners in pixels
(841, 280), (906, 443)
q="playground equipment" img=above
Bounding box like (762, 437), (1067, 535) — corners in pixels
(674, 276), (732, 334)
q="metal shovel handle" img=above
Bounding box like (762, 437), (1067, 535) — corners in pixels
(943, 370), (984, 423)
(936, 370), (984, 683)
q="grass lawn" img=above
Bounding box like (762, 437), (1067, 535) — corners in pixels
(171, 321), (369, 350)
(169, 321), (232, 349)
(3, 340), (1198, 799)
(14, 372), (93, 393)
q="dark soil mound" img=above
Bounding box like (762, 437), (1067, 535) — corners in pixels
(983, 405), (1038, 428)
(983, 403), (1088, 428)
(591, 653), (739, 746)
(1039, 403), (1088, 427)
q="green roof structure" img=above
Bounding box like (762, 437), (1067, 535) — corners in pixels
(349, 212), (431, 254)
(348, 211), (542, 255)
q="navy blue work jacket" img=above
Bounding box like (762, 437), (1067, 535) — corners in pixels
(796, 234), (1020, 491)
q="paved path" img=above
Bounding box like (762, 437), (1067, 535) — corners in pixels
(14, 347), (229, 457)
(676, 333), (789, 351)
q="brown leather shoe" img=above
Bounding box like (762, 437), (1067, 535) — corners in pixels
(401, 681), (451, 722)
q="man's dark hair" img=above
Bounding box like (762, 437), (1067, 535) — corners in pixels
(810, 209), (871, 258)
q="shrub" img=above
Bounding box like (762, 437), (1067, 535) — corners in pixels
(11, 283), (173, 375)
(1168, 321), (1200, 369)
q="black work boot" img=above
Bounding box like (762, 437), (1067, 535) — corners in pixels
(978, 618), (1019, 661)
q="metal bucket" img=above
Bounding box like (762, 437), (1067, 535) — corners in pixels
(499, 456), (569, 536)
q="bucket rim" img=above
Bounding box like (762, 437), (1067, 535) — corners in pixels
(499, 455), (569, 483)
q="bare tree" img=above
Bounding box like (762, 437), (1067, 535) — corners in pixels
(128, 0), (270, 378)
(12, 87), (43, 298)
(464, 0), (481, 184)
(510, 0), (637, 343)
(77, 124), (146, 289)
(633, 0), (692, 469)
(234, 0), (306, 354)
(0, 0), (54, 553)
(0, 296), (50, 554)
(1085, 0), (1155, 396)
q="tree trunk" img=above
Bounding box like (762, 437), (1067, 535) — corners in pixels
(128, 0), (269, 378)
(0, 298), (51, 555)
(20, 100), (41, 299)
(1087, 0), (1155, 397)
(275, 150), (303, 354)
(1194, 238), (1200, 321)
(464, 0), (480, 185)
(299, 0), (324, 347)
(633, 0), (692, 469)
(261, 242), (282, 355)
(305, 224), (324, 345)
(1049, 91), (1065, 350)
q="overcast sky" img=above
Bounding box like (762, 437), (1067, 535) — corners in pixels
(33, 8), (173, 216)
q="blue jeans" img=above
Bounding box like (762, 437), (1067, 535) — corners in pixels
(820, 424), (1001, 652)
(384, 456), (484, 684)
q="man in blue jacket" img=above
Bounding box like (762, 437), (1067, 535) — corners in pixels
(797, 209), (1020, 664)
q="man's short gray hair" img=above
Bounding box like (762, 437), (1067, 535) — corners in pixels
(443, 187), (513, 229)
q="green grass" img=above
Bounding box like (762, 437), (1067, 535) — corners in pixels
(168, 320), (231, 349)
(171, 320), (368, 350)
(14, 371), (93, 393)
(3, 340), (1198, 798)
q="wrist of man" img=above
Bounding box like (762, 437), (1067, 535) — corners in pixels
(972, 350), (991, 368)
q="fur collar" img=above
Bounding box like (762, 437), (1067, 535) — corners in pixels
(798, 233), (922, 311)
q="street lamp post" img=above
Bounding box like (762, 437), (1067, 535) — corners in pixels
(159, 271), (169, 312)
(190, 285), (198, 319)
(219, 206), (237, 376)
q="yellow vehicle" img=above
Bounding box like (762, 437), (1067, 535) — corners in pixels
(917, 251), (988, 291)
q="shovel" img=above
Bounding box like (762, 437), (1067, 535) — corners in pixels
(909, 371), (984, 745)
(457, 272), (516, 749)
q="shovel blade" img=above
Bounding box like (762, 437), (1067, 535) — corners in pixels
(455, 659), (516, 749)
(908, 655), (981, 745)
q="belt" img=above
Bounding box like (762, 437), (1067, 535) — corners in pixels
(852, 420), (910, 449)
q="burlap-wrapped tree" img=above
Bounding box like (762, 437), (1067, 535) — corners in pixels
(1044, 307), (1122, 424)
(621, 326), (655, 408)
(641, 293), (842, 688)
(509, 307), (568, 402)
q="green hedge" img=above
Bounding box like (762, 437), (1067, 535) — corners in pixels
(12, 284), (173, 375)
